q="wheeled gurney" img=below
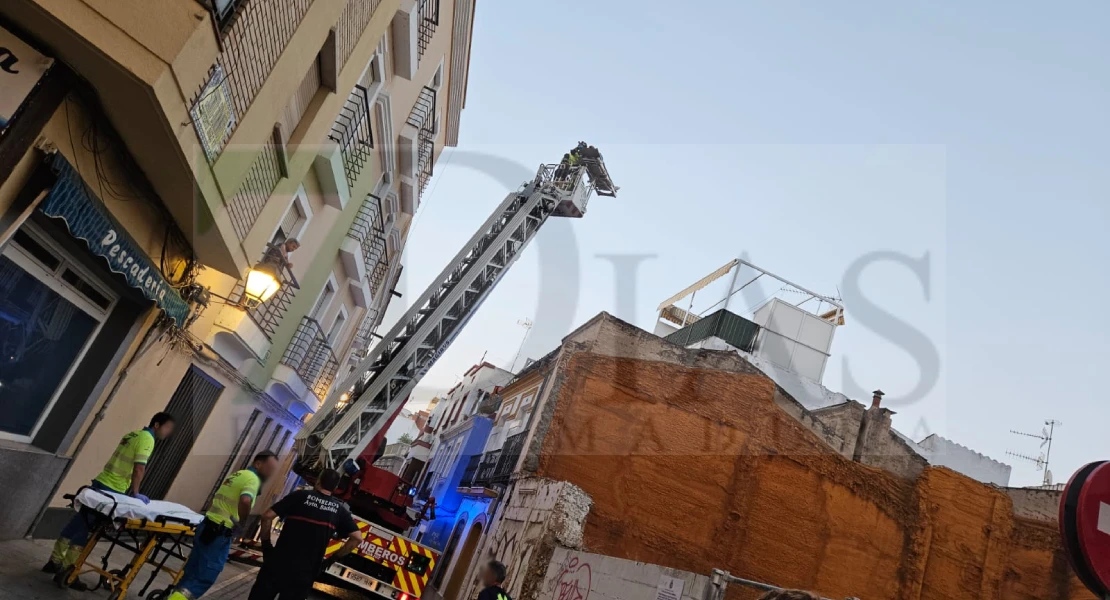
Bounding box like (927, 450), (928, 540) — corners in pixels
(61, 487), (204, 600)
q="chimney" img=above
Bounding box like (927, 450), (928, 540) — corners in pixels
(871, 389), (885, 409)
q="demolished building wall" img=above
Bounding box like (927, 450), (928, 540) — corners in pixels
(515, 313), (1091, 600)
(460, 478), (593, 600)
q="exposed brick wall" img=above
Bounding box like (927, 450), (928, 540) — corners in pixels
(523, 315), (1094, 600)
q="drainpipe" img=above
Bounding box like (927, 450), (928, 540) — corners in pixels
(29, 317), (167, 536)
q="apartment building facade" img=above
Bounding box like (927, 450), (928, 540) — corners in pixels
(0, 0), (476, 539)
(409, 361), (513, 502)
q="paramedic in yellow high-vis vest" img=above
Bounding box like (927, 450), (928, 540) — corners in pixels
(45, 412), (176, 589)
(167, 450), (280, 600)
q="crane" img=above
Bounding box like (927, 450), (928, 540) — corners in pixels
(292, 151), (617, 530)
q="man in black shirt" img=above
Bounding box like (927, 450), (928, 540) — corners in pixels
(477, 560), (511, 600)
(249, 469), (364, 600)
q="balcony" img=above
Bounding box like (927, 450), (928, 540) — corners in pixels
(416, 0), (441, 62)
(189, 0), (315, 159)
(346, 195), (390, 294)
(459, 455), (481, 488)
(398, 86), (437, 213)
(329, 85), (375, 189)
(275, 317), (341, 409)
(226, 142), (286, 241)
(230, 248), (301, 339)
(392, 0), (439, 80)
(207, 249), (299, 367)
(664, 309), (760, 353)
(472, 432), (526, 487)
(336, 0), (385, 72)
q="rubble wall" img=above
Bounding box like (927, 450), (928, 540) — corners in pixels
(532, 345), (1094, 600)
(476, 478), (593, 600)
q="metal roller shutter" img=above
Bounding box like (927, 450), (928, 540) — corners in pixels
(140, 366), (224, 500)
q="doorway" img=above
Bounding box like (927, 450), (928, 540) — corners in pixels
(444, 520), (484, 600)
(140, 366), (224, 499)
(434, 517), (467, 588)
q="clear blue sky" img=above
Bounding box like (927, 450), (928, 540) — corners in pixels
(384, 0), (1109, 486)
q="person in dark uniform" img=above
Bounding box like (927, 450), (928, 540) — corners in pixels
(249, 469), (365, 600)
(477, 560), (511, 600)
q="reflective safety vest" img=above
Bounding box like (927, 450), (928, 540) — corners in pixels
(568, 152), (581, 165)
(94, 428), (155, 494)
(207, 468), (261, 528)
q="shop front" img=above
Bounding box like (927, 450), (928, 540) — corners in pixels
(0, 22), (205, 538)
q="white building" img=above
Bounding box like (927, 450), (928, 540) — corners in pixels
(408, 361), (513, 497)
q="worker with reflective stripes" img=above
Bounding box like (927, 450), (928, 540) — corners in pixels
(477, 560), (512, 600)
(44, 412), (175, 588)
(168, 451), (280, 600)
(249, 468), (364, 600)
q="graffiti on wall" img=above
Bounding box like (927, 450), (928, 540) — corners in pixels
(552, 556), (592, 600)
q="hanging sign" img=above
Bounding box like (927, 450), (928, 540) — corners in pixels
(39, 154), (191, 326)
(0, 26), (54, 132)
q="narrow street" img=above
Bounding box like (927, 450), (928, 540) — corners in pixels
(0, 540), (371, 600)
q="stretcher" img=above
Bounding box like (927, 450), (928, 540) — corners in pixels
(61, 487), (204, 600)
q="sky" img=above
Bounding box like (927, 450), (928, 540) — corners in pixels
(382, 0), (1110, 487)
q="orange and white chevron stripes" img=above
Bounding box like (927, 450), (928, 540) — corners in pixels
(325, 519), (440, 598)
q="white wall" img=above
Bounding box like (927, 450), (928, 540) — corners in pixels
(538, 549), (710, 600)
(914, 434), (1012, 486)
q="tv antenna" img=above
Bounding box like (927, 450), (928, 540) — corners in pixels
(1007, 419), (1061, 486)
(509, 317), (533, 373)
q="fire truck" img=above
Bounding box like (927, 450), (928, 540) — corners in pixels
(232, 152), (617, 599)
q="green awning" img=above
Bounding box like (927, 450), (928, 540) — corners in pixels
(38, 153), (190, 326)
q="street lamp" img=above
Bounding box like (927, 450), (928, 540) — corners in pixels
(242, 259), (282, 307)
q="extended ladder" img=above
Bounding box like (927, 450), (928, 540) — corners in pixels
(295, 161), (613, 472)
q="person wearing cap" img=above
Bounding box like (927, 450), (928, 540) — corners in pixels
(167, 451), (280, 600)
(46, 412), (176, 588)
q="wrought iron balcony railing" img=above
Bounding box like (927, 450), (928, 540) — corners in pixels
(459, 454), (481, 488)
(473, 450), (500, 485)
(350, 263), (400, 357)
(191, 0), (314, 159)
(329, 85), (375, 189)
(281, 316), (341, 400)
(416, 0), (440, 62)
(226, 142), (284, 240)
(346, 194), (390, 293)
(336, 0), (383, 71)
(406, 86), (437, 200)
(472, 432), (527, 486)
(231, 247), (300, 338)
(346, 192), (390, 292)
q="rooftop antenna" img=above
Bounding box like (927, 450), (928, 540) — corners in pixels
(509, 317), (533, 373)
(1007, 419), (1061, 486)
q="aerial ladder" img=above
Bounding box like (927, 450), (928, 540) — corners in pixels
(291, 151), (618, 532)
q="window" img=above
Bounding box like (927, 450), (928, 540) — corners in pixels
(272, 186), (312, 245)
(277, 54), (322, 143)
(430, 61), (444, 90)
(500, 394), (520, 421)
(311, 278), (337, 321)
(328, 306), (348, 344)
(520, 391), (536, 411)
(0, 226), (116, 441)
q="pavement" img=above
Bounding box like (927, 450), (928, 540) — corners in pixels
(0, 539), (366, 599)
